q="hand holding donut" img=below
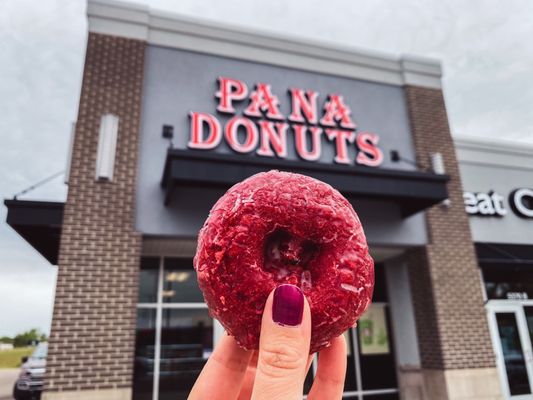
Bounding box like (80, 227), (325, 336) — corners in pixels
(189, 284), (348, 400)
(195, 171), (374, 353)
(191, 170), (374, 399)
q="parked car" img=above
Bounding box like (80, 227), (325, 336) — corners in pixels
(13, 342), (47, 400)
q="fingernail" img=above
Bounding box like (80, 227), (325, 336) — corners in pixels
(272, 284), (304, 327)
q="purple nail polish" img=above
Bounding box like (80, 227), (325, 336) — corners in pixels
(272, 284), (304, 326)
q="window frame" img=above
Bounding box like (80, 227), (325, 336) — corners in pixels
(136, 256), (399, 400)
(136, 256), (212, 400)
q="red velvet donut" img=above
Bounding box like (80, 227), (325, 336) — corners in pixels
(194, 170), (374, 353)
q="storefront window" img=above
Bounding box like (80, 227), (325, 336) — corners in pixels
(133, 308), (156, 400)
(495, 312), (531, 395)
(134, 258), (398, 400)
(159, 309), (213, 400)
(483, 267), (533, 300)
(340, 265), (399, 400)
(139, 257), (159, 303)
(133, 257), (213, 400)
(359, 267), (394, 387)
(162, 258), (204, 303)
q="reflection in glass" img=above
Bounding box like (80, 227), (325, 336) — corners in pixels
(139, 270), (159, 303)
(483, 268), (533, 300)
(495, 312), (531, 395)
(133, 308), (156, 400)
(159, 309), (213, 400)
(163, 258), (204, 303)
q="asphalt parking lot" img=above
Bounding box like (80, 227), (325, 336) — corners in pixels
(0, 368), (17, 400)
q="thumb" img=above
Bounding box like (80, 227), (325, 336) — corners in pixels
(251, 284), (311, 400)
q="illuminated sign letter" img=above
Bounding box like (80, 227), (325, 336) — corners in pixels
(216, 77), (248, 114)
(288, 88), (319, 124)
(256, 121), (289, 158)
(244, 83), (284, 120)
(477, 193), (496, 215)
(464, 192), (478, 214)
(225, 117), (259, 153)
(491, 192), (507, 216)
(188, 112), (222, 150)
(356, 132), (384, 167)
(325, 129), (356, 165)
(510, 188), (533, 218)
(463, 191), (507, 217)
(320, 95), (356, 129)
(293, 125), (323, 161)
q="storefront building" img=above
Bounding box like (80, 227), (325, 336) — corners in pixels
(456, 136), (533, 400)
(6, 0), (524, 399)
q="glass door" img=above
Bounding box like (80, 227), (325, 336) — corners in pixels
(487, 303), (533, 399)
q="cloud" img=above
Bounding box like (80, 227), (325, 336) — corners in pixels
(0, 263), (57, 337)
(0, 0), (84, 337)
(134, 0), (533, 140)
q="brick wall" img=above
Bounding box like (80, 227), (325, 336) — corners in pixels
(44, 33), (145, 392)
(404, 85), (495, 369)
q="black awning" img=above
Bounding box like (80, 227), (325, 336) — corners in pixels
(4, 199), (64, 265)
(161, 149), (449, 217)
(475, 242), (533, 267)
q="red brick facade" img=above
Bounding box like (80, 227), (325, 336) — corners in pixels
(44, 33), (145, 392)
(404, 85), (495, 369)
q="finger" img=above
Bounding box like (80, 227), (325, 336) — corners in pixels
(251, 284), (311, 400)
(189, 332), (253, 400)
(239, 352), (310, 400)
(238, 341), (311, 400)
(307, 334), (347, 400)
(237, 351), (259, 400)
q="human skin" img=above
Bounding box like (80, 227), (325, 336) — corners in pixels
(189, 285), (347, 400)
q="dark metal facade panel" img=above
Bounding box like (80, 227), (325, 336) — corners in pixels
(4, 199), (64, 265)
(161, 149), (449, 217)
(475, 242), (533, 266)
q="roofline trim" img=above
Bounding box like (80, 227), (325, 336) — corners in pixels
(455, 135), (533, 171)
(87, 0), (442, 89)
(455, 135), (533, 154)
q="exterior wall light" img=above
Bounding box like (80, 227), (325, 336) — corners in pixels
(95, 114), (119, 181)
(431, 152), (451, 207)
(431, 152), (445, 175)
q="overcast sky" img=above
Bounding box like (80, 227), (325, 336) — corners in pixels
(0, 0), (532, 337)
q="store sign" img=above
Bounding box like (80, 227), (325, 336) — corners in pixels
(187, 77), (384, 167)
(464, 188), (533, 218)
(464, 191), (507, 217)
(510, 188), (533, 218)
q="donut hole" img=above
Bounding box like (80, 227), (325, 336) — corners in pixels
(263, 229), (319, 285)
